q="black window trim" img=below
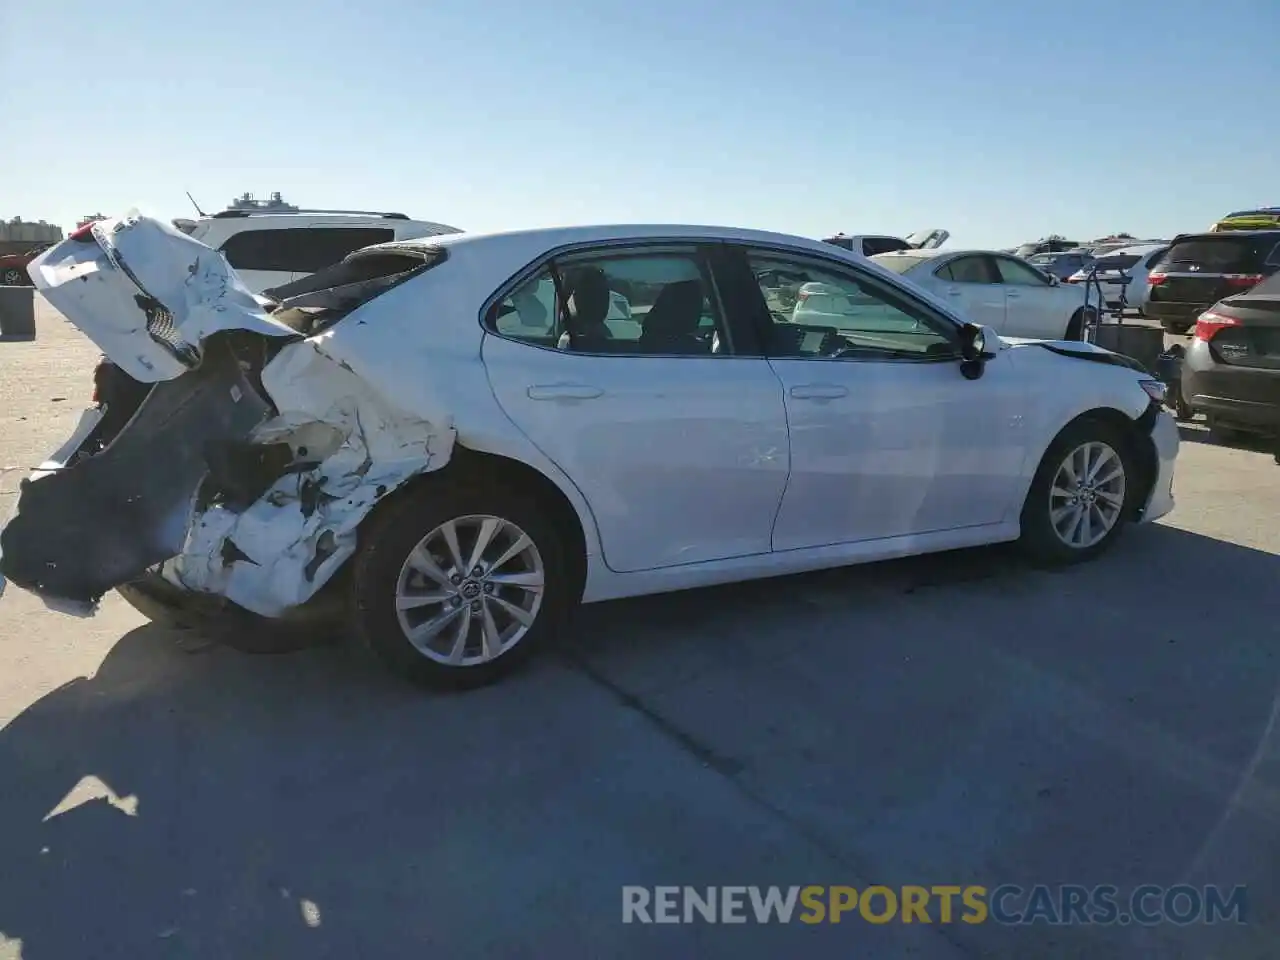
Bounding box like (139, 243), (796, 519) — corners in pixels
(725, 241), (964, 364)
(479, 238), (742, 360)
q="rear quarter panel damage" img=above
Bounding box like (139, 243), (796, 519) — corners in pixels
(166, 336), (457, 616)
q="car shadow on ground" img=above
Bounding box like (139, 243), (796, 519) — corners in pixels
(1177, 421), (1278, 459)
(2, 524), (1279, 959)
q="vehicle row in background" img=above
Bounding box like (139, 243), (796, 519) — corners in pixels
(870, 248), (1098, 340)
(820, 229), (949, 257)
(1145, 230), (1280, 334)
(1065, 244), (1169, 315)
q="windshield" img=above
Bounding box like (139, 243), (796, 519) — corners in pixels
(870, 255), (931, 275)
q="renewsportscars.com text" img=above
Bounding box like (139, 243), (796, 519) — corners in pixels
(622, 884), (1247, 926)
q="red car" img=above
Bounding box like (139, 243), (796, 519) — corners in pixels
(0, 243), (52, 286)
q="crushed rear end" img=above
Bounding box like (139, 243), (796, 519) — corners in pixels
(0, 211), (456, 618)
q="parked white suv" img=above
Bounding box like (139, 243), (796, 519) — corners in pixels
(172, 208), (461, 292)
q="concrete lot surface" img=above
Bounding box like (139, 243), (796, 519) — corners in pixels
(1, 301), (1278, 959)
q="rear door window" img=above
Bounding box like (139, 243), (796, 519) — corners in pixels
(937, 255), (995, 283)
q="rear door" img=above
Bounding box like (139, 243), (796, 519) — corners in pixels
(481, 242), (791, 573)
(990, 255), (1069, 338)
(933, 254), (1007, 329)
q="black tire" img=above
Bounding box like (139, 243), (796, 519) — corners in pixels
(1172, 393), (1195, 422)
(350, 478), (576, 690)
(115, 577), (328, 654)
(1018, 417), (1138, 566)
(116, 580), (202, 629)
(1206, 415), (1243, 445)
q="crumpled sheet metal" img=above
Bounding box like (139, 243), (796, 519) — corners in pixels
(29, 210), (296, 383)
(161, 338), (457, 617)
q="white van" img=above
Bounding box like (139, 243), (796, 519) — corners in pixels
(172, 208), (462, 293)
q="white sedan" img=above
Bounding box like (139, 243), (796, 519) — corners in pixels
(0, 213), (1179, 689)
(1065, 243), (1168, 314)
(871, 248), (1101, 340)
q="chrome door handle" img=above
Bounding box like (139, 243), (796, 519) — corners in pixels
(946, 287), (962, 297)
(1006, 290), (1020, 298)
(527, 384), (603, 401)
(790, 384), (848, 400)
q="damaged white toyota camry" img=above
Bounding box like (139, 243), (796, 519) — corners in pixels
(0, 212), (1179, 688)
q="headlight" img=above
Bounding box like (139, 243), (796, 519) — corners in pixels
(1139, 379), (1167, 403)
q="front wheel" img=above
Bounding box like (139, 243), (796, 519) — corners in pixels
(1018, 418), (1137, 566)
(350, 480), (576, 689)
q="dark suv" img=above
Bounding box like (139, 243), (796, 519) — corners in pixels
(1146, 230), (1280, 334)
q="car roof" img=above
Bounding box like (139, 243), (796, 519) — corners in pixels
(1097, 243), (1166, 257)
(870, 248), (1011, 260)
(1174, 229), (1280, 241)
(379, 223), (882, 259)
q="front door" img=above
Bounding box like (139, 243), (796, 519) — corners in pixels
(991, 255), (1069, 338)
(933, 254), (1008, 330)
(735, 246), (1027, 550)
(482, 243), (791, 573)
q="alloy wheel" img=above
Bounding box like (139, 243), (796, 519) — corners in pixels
(393, 514), (545, 666)
(1048, 441), (1126, 549)
(2, 269), (22, 285)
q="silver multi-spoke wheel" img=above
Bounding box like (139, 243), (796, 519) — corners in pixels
(2, 269), (22, 286)
(1048, 441), (1126, 549)
(394, 514), (545, 667)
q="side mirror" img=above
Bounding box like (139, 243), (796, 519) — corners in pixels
(959, 322), (995, 380)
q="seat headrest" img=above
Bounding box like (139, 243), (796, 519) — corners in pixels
(642, 280), (704, 339)
(565, 267), (611, 329)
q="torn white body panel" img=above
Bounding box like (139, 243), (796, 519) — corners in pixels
(163, 338), (456, 616)
(29, 211), (296, 383)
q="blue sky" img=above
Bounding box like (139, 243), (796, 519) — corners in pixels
(2, 0), (1277, 247)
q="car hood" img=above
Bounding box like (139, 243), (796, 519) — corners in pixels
(28, 211), (297, 383)
(1000, 335), (1148, 372)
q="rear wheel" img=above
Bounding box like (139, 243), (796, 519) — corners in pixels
(115, 577), (328, 653)
(1018, 418), (1137, 565)
(350, 480), (576, 689)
